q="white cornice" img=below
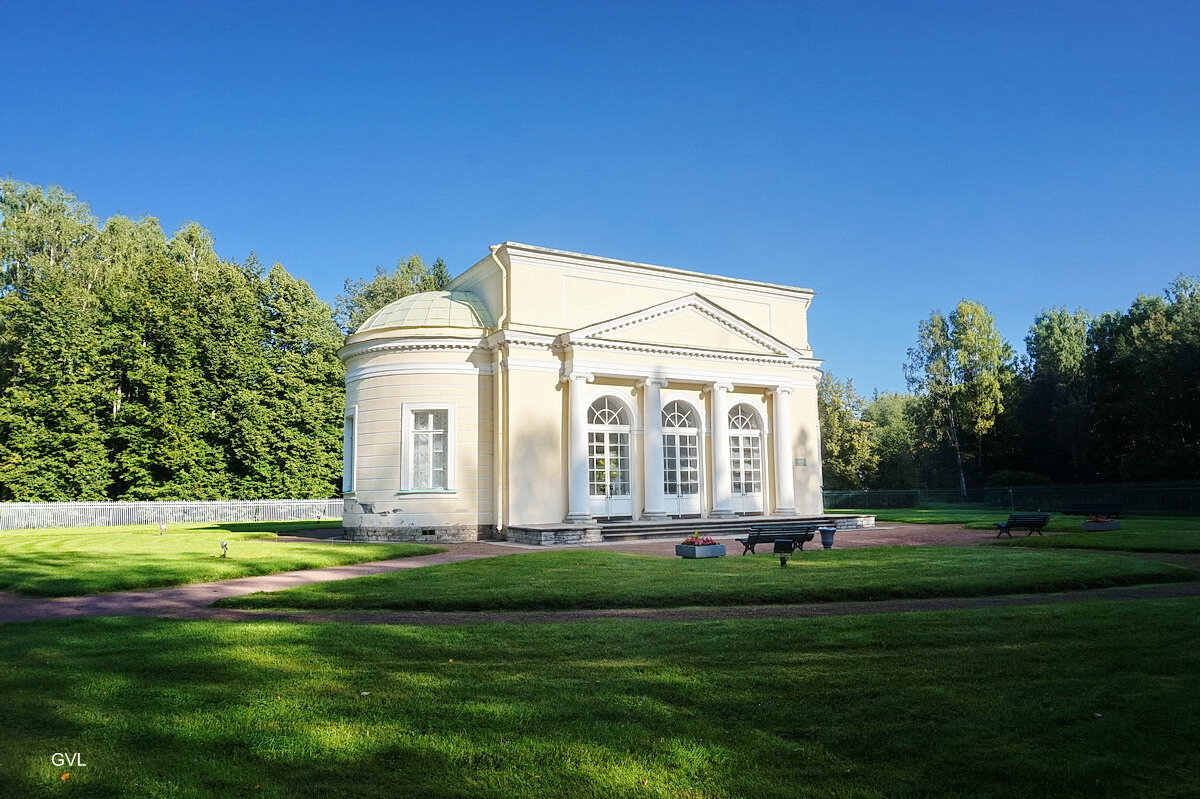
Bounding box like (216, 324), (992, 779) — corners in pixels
(340, 337), (487, 361)
(564, 357), (820, 390)
(482, 329), (558, 351)
(346, 361), (494, 383)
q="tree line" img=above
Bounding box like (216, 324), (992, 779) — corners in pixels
(0, 181), (446, 501)
(819, 281), (1200, 491)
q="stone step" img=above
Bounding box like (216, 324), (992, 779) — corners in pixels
(505, 514), (872, 546)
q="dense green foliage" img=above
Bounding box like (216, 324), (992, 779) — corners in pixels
(814, 372), (875, 489)
(217, 546), (1188, 610)
(0, 181), (343, 499)
(0, 181), (448, 500)
(0, 521), (441, 595)
(5, 600), (1200, 797)
(820, 279), (1200, 490)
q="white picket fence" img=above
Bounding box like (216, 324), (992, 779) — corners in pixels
(0, 499), (344, 531)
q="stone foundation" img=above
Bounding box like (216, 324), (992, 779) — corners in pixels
(830, 514), (875, 530)
(342, 523), (497, 543)
(341, 499), (498, 543)
(505, 526), (604, 546)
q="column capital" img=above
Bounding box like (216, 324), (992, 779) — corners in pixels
(704, 381), (734, 393)
(560, 370), (595, 384)
(766, 385), (796, 396)
(636, 377), (669, 389)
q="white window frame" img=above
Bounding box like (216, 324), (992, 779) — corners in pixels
(343, 405), (358, 494)
(399, 402), (457, 493)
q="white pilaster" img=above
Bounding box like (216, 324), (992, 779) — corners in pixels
(638, 378), (669, 519)
(706, 381), (735, 518)
(768, 386), (796, 514)
(563, 371), (595, 523)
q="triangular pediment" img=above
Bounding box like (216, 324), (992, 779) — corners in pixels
(565, 294), (801, 358)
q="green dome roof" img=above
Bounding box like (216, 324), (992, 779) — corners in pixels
(356, 291), (494, 333)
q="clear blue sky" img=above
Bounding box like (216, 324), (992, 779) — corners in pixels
(6, 1), (1198, 393)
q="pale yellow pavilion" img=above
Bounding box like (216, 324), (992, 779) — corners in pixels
(340, 242), (826, 544)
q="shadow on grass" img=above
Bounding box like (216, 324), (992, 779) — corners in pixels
(3, 601), (1200, 797)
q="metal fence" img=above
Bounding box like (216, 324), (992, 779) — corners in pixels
(0, 499), (344, 531)
(823, 482), (1200, 515)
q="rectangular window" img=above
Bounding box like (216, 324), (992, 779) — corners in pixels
(401, 404), (456, 492)
(343, 407), (357, 494)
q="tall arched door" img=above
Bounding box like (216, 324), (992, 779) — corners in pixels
(587, 396), (634, 519)
(728, 404), (764, 514)
(662, 401), (702, 517)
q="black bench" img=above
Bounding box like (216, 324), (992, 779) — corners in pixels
(737, 525), (817, 555)
(995, 513), (1051, 538)
(1062, 502), (1124, 518)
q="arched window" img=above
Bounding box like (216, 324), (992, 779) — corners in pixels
(728, 404), (763, 501)
(729, 404), (761, 430)
(662, 401), (701, 504)
(662, 400), (698, 429)
(587, 396), (632, 513)
(588, 395), (630, 426)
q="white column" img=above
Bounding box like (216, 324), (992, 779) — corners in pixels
(768, 386), (796, 514)
(707, 381), (735, 518)
(564, 371), (595, 523)
(638, 378), (669, 519)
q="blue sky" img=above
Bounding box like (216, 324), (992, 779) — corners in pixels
(6, 1), (1198, 393)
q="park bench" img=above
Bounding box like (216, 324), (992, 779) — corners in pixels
(994, 513), (1051, 538)
(1062, 502), (1124, 518)
(737, 525), (817, 555)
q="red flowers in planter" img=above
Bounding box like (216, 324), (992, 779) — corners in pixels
(680, 533), (719, 546)
(1088, 516), (1115, 523)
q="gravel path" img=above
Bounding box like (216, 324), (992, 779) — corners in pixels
(1, 526), (1196, 625)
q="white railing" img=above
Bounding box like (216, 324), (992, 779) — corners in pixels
(0, 499), (345, 530)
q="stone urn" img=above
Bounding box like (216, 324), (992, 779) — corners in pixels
(818, 526), (837, 550)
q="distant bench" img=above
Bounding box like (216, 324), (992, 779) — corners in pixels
(995, 513), (1051, 538)
(1062, 502), (1124, 518)
(737, 525), (818, 555)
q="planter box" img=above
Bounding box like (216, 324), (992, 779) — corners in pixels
(1081, 521), (1120, 532)
(675, 543), (726, 559)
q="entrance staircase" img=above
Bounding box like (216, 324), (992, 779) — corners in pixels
(505, 513), (875, 546)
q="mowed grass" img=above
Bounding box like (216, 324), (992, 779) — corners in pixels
(218, 546), (1193, 611)
(0, 521), (443, 596)
(832, 508), (1200, 552)
(4, 600), (1200, 798)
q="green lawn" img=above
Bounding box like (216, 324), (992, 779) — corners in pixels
(3, 600), (1199, 797)
(218, 546), (1192, 611)
(831, 508), (1200, 551)
(0, 522), (443, 596)
(997, 527), (1200, 553)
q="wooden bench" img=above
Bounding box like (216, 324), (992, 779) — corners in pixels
(995, 513), (1051, 538)
(1062, 502), (1124, 518)
(737, 525), (817, 555)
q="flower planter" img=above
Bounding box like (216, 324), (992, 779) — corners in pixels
(675, 543), (726, 559)
(818, 527), (837, 550)
(1081, 521), (1120, 532)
